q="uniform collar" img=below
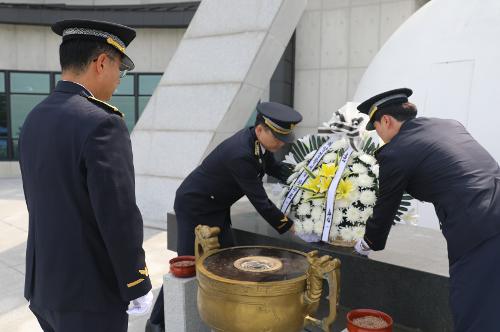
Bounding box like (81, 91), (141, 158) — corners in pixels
(374, 118), (415, 159)
(54, 80), (94, 97)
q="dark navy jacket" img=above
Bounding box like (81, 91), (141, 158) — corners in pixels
(175, 127), (293, 233)
(364, 117), (500, 263)
(19, 81), (151, 311)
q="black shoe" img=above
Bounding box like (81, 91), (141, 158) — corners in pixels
(145, 319), (165, 332)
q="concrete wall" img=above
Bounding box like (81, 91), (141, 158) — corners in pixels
(0, 162), (20, 178)
(293, 0), (424, 138)
(0, 24), (185, 72)
(132, 0), (307, 226)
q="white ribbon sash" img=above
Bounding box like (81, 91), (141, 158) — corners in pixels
(321, 147), (353, 242)
(280, 137), (337, 213)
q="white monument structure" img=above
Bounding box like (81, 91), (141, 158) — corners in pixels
(355, 0), (500, 229)
(132, 0), (307, 226)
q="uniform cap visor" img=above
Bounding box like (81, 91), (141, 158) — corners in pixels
(272, 131), (295, 143)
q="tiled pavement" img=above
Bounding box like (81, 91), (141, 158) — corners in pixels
(0, 177), (175, 332)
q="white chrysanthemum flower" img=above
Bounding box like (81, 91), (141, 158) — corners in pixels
(359, 154), (376, 165)
(302, 191), (314, 201)
(294, 221), (304, 235)
(304, 150), (317, 161)
(360, 207), (373, 221)
(352, 226), (365, 240)
(313, 220), (324, 236)
(335, 197), (350, 209)
(297, 202), (311, 216)
(302, 218), (314, 233)
(350, 151), (360, 159)
(333, 209), (343, 225)
(336, 187), (360, 208)
(346, 206), (362, 222)
(292, 190), (302, 205)
(311, 206), (323, 221)
(356, 173), (374, 188)
(351, 163), (367, 174)
(371, 164), (379, 177)
(323, 152), (337, 163)
(287, 171), (300, 184)
(294, 160), (307, 172)
(340, 227), (355, 241)
(329, 227), (340, 241)
(311, 198), (325, 207)
(359, 190), (377, 206)
(330, 139), (348, 151)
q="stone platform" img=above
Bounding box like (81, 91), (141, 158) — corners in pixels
(167, 200), (453, 331)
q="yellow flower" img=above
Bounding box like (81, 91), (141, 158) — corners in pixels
(319, 163), (338, 178)
(319, 176), (332, 193)
(303, 176), (321, 193)
(336, 179), (354, 200)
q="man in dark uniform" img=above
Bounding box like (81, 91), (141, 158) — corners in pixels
(19, 19), (152, 332)
(147, 102), (302, 332)
(353, 88), (500, 331)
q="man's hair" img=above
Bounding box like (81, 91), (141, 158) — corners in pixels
(372, 102), (417, 123)
(255, 114), (271, 131)
(59, 39), (121, 74)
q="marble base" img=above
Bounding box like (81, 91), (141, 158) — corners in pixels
(167, 206), (452, 331)
(163, 273), (210, 332)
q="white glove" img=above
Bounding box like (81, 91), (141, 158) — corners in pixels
(354, 238), (371, 257)
(127, 290), (153, 316)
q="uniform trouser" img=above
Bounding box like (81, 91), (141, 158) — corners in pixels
(30, 304), (127, 332)
(148, 207), (235, 329)
(449, 233), (500, 332)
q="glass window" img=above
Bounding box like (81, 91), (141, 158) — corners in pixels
(138, 96), (151, 118)
(114, 75), (134, 95)
(109, 96), (135, 132)
(0, 72), (4, 93)
(0, 138), (6, 159)
(55, 73), (62, 84)
(0, 95), (7, 137)
(139, 75), (161, 95)
(12, 138), (19, 160)
(10, 94), (46, 138)
(11, 73), (50, 94)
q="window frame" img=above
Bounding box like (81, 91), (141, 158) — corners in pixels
(0, 70), (161, 161)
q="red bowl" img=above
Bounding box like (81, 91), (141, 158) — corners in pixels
(169, 256), (196, 278)
(347, 309), (393, 332)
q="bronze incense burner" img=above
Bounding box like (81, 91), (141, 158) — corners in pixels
(194, 225), (341, 332)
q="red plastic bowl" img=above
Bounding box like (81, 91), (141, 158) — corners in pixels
(347, 309), (393, 332)
(169, 256), (196, 278)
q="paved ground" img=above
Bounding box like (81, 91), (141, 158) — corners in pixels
(0, 177), (448, 332)
(0, 177), (176, 332)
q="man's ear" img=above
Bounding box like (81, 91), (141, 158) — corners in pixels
(94, 53), (107, 74)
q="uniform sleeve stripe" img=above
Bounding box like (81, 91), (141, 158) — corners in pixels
(127, 278), (145, 288)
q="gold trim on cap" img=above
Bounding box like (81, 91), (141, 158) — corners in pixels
(107, 37), (125, 53)
(368, 105), (378, 120)
(263, 117), (292, 135)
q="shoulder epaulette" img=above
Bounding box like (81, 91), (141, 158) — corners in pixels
(86, 96), (124, 118)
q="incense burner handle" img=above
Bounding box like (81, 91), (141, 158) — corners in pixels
(303, 250), (341, 332)
(194, 225), (221, 261)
